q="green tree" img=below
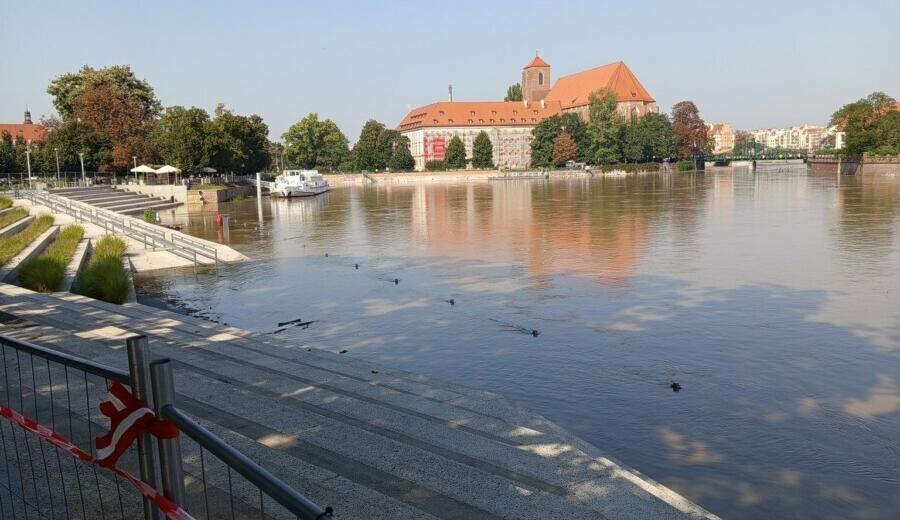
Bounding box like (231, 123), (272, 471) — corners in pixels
(586, 89), (623, 164)
(530, 113), (590, 167)
(621, 113), (678, 163)
(471, 131), (494, 169)
(282, 113), (349, 171)
(151, 106), (213, 173)
(830, 92), (899, 155)
(504, 83), (523, 102)
(444, 135), (466, 169)
(671, 101), (709, 158)
(0, 132), (15, 173)
(389, 136), (415, 171)
(351, 120), (387, 171)
(48, 65), (160, 120)
(40, 119), (112, 172)
(209, 104), (271, 173)
(375, 128), (399, 170)
(552, 132), (578, 166)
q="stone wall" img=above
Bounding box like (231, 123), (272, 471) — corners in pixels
(808, 155), (900, 176)
(186, 185), (254, 207)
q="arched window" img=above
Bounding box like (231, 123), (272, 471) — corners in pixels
(538, 72), (544, 85)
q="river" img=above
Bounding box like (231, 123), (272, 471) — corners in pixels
(134, 166), (900, 520)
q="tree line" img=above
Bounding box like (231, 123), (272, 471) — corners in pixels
(825, 92), (899, 156)
(0, 65), (272, 175)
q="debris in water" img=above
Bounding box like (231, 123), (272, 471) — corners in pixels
(394, 278), (400, 285)
(670, 382), (682, 392)
(325, 253), (329, 257)
(371, 370), (378, 374)
(531, 329), (540, 337)
(339, 349), (348, 354)
(354, 263), (359, 269)
(447, 298), (455, 306)
(278, 317), (305, 327)
(272, 328), (287, 335)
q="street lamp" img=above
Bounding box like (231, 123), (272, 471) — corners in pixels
(133, 156), (137, 169)
(78, 152), (86, 186)
(54, 147), (61, 183)
(25, 147), (32, 189)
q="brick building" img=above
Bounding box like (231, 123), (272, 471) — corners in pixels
(0, 109), (47, 145)
(397, 56), (658, 170)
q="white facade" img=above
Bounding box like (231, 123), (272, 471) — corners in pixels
(402, 126), (536, 171)
(751, 125), (836, 152)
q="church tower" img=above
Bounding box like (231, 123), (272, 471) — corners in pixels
(24, 105), (32, 124)
(522, 54), (551, 105)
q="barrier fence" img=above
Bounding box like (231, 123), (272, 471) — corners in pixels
(24, 190), (218, 267)
(0, 333), (334, 520)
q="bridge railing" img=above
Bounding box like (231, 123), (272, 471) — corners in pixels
(0, 333), (335, 520)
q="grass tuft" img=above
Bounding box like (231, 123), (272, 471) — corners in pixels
(0, 207), (28, 230)
(77, 235), (130, 304)
(18, 224), (85, 292)
(0, 214), (55, 266)
(0, 196), (12, 211)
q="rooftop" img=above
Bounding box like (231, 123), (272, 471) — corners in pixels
(545, 61), (655, 109)
(397, 100), (562, 131)
(0, 123), (48, 143)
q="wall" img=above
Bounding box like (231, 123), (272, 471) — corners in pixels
(807, 155), (900, 176)
(119, 183), (188, 202)
(186, 185), (254, 207)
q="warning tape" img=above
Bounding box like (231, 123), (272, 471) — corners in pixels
(0, 404), (195, 520)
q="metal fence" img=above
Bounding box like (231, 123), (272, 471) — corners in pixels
(24, 190), (218, 267)
(0, 333), (334, 520)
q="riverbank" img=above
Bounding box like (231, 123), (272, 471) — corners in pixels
(0, 280), (719, 519)
(323, 165), (663, 186)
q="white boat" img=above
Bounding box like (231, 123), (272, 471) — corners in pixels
(272, 170), (330, 197)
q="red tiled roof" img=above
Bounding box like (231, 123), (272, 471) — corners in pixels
(544, 61), (655, 109)
(524, 55), (550, 69)
(397, 101), (562, 131)
(0, 124), (47, 143)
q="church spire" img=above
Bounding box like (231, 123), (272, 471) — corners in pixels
(24, 105), (32, 125)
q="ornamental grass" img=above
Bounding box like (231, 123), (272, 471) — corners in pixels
(0, 207), (28, 230)
(18, 225), (85, 292)
(0, 196), (13, 211)
(0, 214), (54, 266)
(77, 235), (129, 304)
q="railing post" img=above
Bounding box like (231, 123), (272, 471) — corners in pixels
(126, 336), (164, 520)
(149, 359), (186, 507)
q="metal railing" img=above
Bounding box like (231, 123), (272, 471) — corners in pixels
(25, 190), (219, 267)
(0, 333), (334, 520)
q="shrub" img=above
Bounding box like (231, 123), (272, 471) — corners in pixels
(144, 207), (156, 223)
(77, 235), (129, 304)
(0, 196), (12, 211)
(0, 207), (28, 230)
(676, 160), (695, 171)
(425, 160), (446, 171)
(0, 214), (54, 266)
(18, 225), (84, 292)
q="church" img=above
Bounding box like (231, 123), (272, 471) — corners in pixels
(396, 55), (658, 170)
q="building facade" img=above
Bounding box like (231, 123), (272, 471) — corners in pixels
(707, 122), (735, 154)
(397, 56), (658, 170)
(0, 109), (47, 145)
(751, 125), (835, 152)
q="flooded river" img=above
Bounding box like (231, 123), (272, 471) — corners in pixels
(135, 166), (900, 519)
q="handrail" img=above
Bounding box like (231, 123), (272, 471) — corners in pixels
(27, 190), (219, 266)
(161, 403), (333, 519)
(0, 333), (130, 383)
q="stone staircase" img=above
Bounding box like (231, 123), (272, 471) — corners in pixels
(50, 186), (182, 215)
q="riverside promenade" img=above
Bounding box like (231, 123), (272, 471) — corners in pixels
(0, 282), (720, 519)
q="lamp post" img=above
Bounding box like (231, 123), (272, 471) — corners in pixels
(25, 147), (32, 189)
(54, 147), (61, 183)
(133, 156), (138, 169)
(78, 152), (86, 186)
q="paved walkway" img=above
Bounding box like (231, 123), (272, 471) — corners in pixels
(0, 283), (719, 519)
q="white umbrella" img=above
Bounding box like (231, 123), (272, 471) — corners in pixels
(155, 165), (182, 184)
(130, 164), (156, 184)
(200, 167), (217, 173)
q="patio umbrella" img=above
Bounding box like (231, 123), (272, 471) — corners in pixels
(155, 165), (182, 184)
(130, 164), (156, 184)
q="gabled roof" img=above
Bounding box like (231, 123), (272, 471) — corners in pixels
(397, 101), (562, 131)
(524, 55), (550, 69)
(544, 61), (655, 109)
(0, 123), (48, 143)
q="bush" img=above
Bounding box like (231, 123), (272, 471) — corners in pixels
(676, 160), (695, 171)
(144, 207), (156, 224)
(0, 207), (28, 230)
(77, 235), (129, 304)
(425, 160), (446, 171)
(0, 196), (12, 211)
(18, 225), (84, 292)
(0, 214), (54, 266)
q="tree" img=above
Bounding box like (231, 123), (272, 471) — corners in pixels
(587, 89), (624, 164)
(444, 135), (466, 169)
(209, 104), (271, 174)
(282, 113), (349, 171)
(620, 113), (678, 163)
(830, 92), (899, 156)
(389, 136), (415, 171)
(671, 101), (709, 158)
(0, 132), (15, 173)
(48, 65), (160, 120)
(733, 130), (753, 156)
(40, 119), (112, 173)
(70, 83), (157, 171)
(471, 131), (494, 169)
(530, 113), (590, 167)
(350, 120), (387, 171)
(151, 106), (213, 173)
(552, 132), (578, 166)
(375, 128), (399, 170)
(504, 83), (523, 102)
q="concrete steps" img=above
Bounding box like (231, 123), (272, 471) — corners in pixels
(0, 284), (720, 520)
(50, 187), (182, 215)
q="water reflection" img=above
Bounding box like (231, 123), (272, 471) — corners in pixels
(137, 167), (900, 520)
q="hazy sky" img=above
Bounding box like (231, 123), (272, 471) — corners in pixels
(2, 0), (898, 141)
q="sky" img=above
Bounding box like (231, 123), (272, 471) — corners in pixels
(1, 0), (898, 141)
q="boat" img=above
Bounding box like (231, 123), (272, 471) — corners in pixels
(272, 170), (330, 197)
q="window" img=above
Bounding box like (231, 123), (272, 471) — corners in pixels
(470, 110), (475, 116)
(500, 119), (505, 123)
(479, 119), (484, 123)
(467, 118), (473, 123)
(490, 119), (495, 123)
(439, 110), (444, 116)
(538, 72), (544, 85)
(448, 119), (453, 124)
(512, 110), (518, 116)
(491, 110), (497, 116)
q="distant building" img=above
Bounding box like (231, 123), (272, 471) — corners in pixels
(0, 109), (47, 145)
(751, 125), (835, 152)
(707, 122), (735, 154)
(397, 56), (658, 170)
